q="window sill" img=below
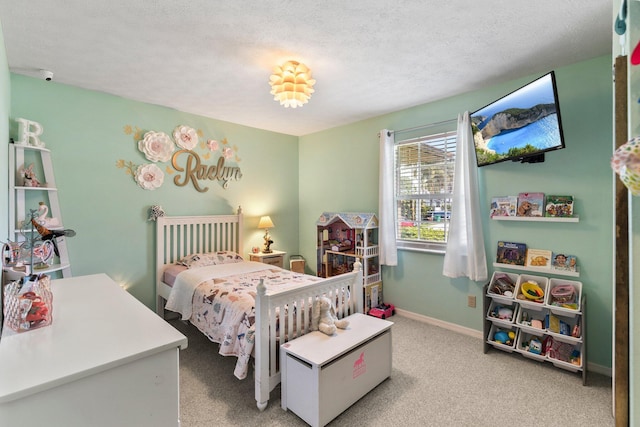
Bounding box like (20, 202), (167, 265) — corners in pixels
(397, 241), (445, 255)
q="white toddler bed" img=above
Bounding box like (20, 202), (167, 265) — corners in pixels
(155, 209), (363, 410)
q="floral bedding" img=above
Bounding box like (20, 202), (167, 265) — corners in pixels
(179, 263), (321, 380)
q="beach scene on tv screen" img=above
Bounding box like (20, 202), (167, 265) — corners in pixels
(471, 74), (562, 166)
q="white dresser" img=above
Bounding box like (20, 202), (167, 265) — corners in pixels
(280, 313), (392, 427)
(0, 273), (188, 427)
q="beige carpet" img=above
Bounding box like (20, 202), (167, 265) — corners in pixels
(170, 315), (613, 427)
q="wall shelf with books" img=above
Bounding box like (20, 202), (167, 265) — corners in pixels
(496, 241), (578, 276)
(490, 193), (576, 220)
(492, 215), (579, 223)
(492, 262), (580, 278)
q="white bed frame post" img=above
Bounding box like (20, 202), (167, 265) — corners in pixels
(254, 260), (364, 410)
(254, 279), (271, 411)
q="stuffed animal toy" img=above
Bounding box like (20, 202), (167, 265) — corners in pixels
(311, 296), (349, 335)
(23, 163), (41, 187)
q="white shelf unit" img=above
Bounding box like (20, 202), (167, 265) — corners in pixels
(486, 207), (585, 384)
(7, 143), (71, 278)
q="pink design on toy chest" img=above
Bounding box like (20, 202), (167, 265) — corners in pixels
(352, 351), (367, 379)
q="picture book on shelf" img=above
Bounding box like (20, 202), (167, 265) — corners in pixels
(551, 253), (577, 272)
(517, 192), (545, 217)
(496, 241), (527, 266)
(544, 195), (574, 217)
(490, 196), (518, 218)
(525, 248), (552, 269)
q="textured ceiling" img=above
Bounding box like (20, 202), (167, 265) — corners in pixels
(0, 1), (612, 136)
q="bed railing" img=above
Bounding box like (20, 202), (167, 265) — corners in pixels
(254, 261), (363, 410)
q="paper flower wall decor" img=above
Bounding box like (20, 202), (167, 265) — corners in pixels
(135, 163), (165, 190)
(118, 124), (243, 191)
(612, 136), (640, 195)
(173, 125), (198, 150)
(138, 131), (174, 162)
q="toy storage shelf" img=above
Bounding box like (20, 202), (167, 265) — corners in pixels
(492, 263), (580, 278)
(487, 198), (585, 383)
(483, 279), (587, 385)
(492, 215), (579, 223)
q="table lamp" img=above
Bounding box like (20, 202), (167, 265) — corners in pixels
(258, 216), (275, 253)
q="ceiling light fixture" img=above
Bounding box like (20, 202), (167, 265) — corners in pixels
(269, 60), (315, 108)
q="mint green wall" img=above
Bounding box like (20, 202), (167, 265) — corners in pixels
(0, 20), (9, 241)
(4, 49), (614, 369)
(299, 56), (613, 369)
(8, 75), (299, 307)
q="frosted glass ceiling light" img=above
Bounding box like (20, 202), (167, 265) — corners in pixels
(269, 60), (315, 108)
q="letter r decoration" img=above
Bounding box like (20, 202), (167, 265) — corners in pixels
(17, 118), (45, 147)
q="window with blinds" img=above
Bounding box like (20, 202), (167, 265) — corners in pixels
(395, 130), (456, 251)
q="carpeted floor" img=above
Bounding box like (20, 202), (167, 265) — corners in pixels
(170, 314), (614, 427)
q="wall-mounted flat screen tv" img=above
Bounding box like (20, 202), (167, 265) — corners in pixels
(471, 71), (565, 167)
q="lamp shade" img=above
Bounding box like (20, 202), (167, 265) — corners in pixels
(269, 61), (315, 108)
(258, 216), (274, 229)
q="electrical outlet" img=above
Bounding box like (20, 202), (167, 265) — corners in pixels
(467, 295), (476, 308)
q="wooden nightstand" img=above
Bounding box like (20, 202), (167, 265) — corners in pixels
(249, 250), (286, 268)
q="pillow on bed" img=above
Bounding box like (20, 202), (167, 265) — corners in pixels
(177, 251), (244, 269)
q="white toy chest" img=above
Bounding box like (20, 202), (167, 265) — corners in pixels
(280, 313), (393, 427)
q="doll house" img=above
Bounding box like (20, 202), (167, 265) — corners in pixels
(316, 212), (381, 311)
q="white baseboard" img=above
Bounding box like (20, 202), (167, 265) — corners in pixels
(395, 308), (612, 377)
(395, 308), (483, 339)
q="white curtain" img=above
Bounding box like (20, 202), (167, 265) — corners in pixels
(442, 112), (488, 281)
(378, 129), (398, 266)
